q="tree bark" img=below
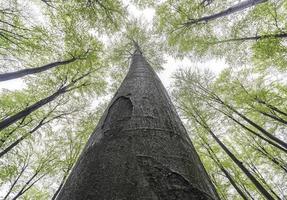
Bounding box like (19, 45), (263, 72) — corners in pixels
(184, 0), (267, 26)
(0, 57), (77, 82)
(55, 49), (220, 200)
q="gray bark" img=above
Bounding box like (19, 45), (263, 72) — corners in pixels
(215, 33), (287, 44)
(184, 0), (267, 26)
(0, 57), (77, 82)
(56, 49), (220, 200)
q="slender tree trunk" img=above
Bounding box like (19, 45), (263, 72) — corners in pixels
(0, 57), (77, 82)
(0, 127), (39, 158)
(212, 105), (287, 153)
(239, 179), (256, 200)
(237, 82), (287, 118)
(191, 82), (287, 149)
(187, 107), (274, 199)
(184, 0), (267, 26)
(0, 87), (67, 131)
(3, 164), (27, 200)
(203, 142), (249, 200)
(11, 173), (46, 200)
(0, 111), (73, 158)
(210, 174), (228, 200)
(222, 102), (287, 149)
(215, 33), (287, 44)
(55, 49), (220, 200)
(255, 98), (287, 118)
(248, 163), (281, 199)
(0, 117), (30, 147)
(219, 167), (249, 200)
(207, 129), (275, 199)
(255, 146), (287, 173)
(52, 174), (68, 200)
(0, 71), (89, 131)
(257, 110), (287, 125)
(11, 172), (39, 200)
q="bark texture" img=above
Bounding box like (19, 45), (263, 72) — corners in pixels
(56, 50), (219, 200)
(215, 33), (287, 44)
(0, 57), (76, 82)
(184, 0), (267, 26)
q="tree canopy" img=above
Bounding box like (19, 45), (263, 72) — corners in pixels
(0, 0), (286, 199)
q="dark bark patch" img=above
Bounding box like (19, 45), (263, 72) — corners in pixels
(102, 96), (133, 136)
(136, 155), (215, 200)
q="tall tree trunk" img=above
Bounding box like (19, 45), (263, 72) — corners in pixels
(210, 174), (228, 200)
(0, 117), (30, 147)
(237, 82), (287, 118)
(239, 179), (256, 200)
(0, 57), (77, 82)
(55, 49), (220, 200)
(248, 162), (281, 199)
(0, 122), (43, 158)
(11, 173), (46, 200)
(184, 0), (267, 26)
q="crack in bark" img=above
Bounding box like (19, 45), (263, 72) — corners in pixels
(136, 155), (215, 200)
(102, 96), (133, 137)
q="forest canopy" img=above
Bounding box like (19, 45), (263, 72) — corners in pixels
(0, 0), (286, 199)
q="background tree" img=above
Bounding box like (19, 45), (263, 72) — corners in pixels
(172, 66), (287, 199)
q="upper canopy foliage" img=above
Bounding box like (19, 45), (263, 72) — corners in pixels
(155, 0), (287, 70)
